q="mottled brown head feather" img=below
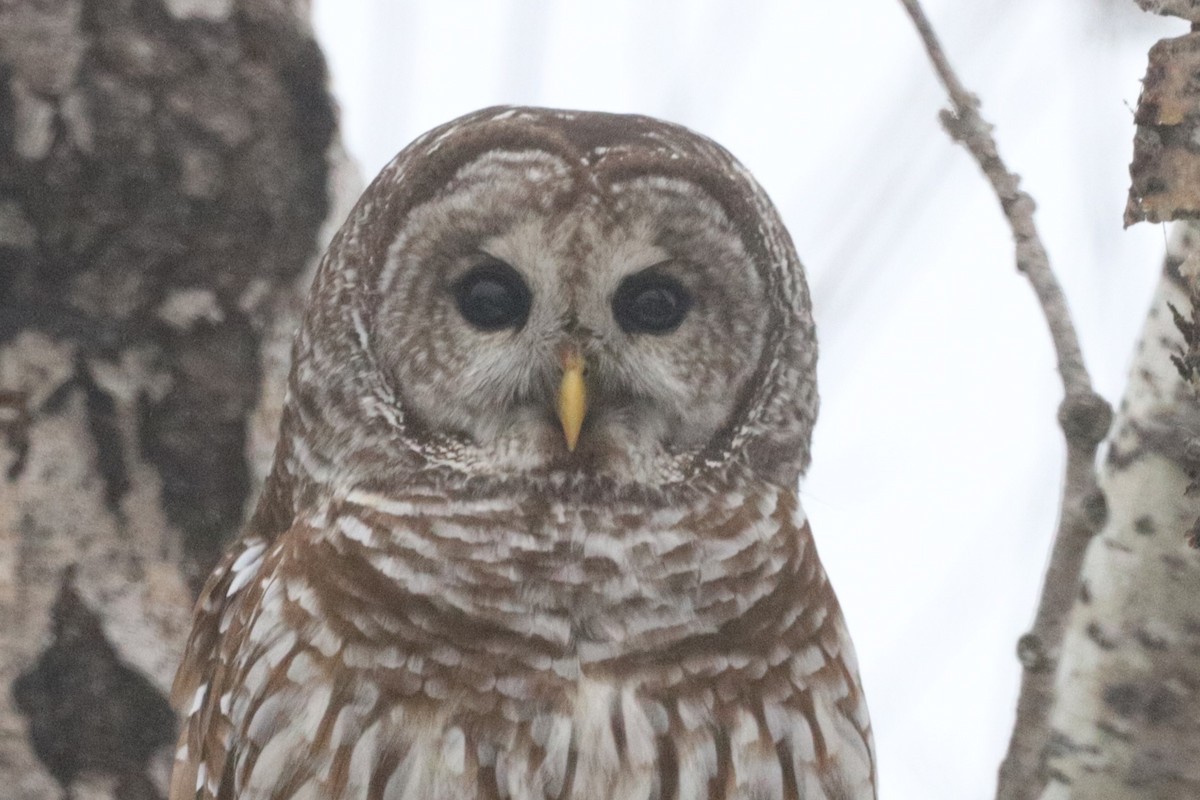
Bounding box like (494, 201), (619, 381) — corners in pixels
(264, 106), (817, 526)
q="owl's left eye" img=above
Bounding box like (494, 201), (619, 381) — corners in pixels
(612, 271), (692, 335)
(453, 260), (532, 332)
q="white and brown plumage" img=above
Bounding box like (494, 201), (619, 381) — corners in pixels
(169, 106), (876, 800)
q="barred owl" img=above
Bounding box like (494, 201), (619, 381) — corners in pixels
(169, 106), (876, 800)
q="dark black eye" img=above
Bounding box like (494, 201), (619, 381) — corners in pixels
(612, 272), (692, 334)
(453, 260), (531, 331)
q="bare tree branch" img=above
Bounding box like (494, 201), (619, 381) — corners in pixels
(895, 3), (1114, 799)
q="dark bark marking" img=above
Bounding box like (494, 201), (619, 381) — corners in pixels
(140, 317), (259, 583)
(1102, 680), (1184, 726)
(0, 388), (30, 480)
(1104, 683), (1141, 718)
(80, 361), (131, 511)
(11, 568), (175, 800)
(1087, 622), (1119, 651)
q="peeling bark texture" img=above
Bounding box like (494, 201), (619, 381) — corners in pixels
(0, 0), (354, 797)
(1039, 224), (1200, 800)
(1126, 33), (1200, 226)
(1134, 0), (1200, 21)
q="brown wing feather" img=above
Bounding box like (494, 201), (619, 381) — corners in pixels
(170, 442), (296, 800)
(169, 534), (271, 800)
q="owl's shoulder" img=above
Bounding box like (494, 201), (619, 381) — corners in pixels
(169, 520), (297, 799)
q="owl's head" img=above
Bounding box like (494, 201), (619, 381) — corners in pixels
(283, 107), (817, 502)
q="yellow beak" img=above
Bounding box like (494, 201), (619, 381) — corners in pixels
(557, 351), (587, 452)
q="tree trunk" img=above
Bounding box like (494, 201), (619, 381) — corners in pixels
(1032, 4), (1200, 795)
(1039, 224), (1200, 799)
(0, 1), (352, 797)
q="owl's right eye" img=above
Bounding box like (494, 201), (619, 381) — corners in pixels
(453, 260), (532, 331)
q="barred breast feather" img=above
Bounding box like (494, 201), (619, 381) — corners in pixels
(170, 484), (874, 800)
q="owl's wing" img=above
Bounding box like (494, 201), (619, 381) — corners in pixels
(704, 499), (876, 799)
(784, 518), (877, 799)
(169, 534), (271, 800)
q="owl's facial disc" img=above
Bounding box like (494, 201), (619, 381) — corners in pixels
(374, 150), (769, 486)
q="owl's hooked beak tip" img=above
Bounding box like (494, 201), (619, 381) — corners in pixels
(557, 350), (587, 452)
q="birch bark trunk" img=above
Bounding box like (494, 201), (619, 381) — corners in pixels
(1033, 3), (1200, 794)
(0, 1), (353, 797)
(1039, 224), (1200, 799)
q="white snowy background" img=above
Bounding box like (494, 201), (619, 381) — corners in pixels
(310, 2), (1180, 797)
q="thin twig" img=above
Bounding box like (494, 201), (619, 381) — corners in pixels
(895, 3), (1113, 800)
